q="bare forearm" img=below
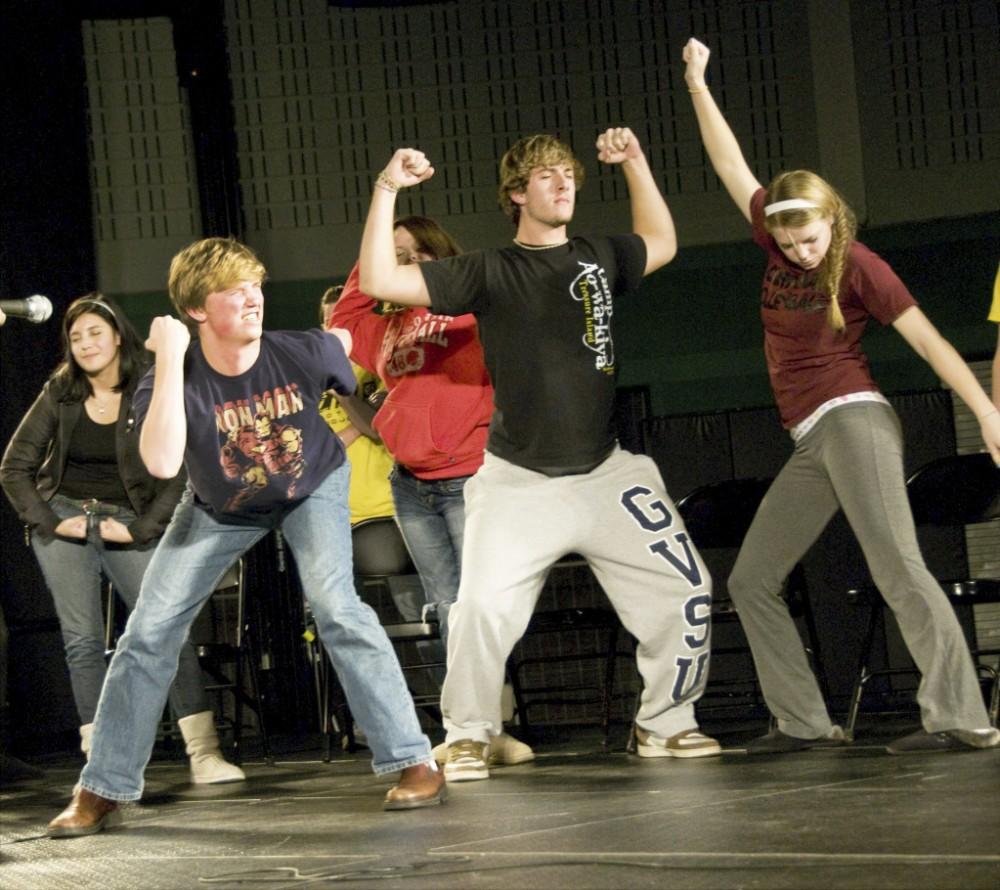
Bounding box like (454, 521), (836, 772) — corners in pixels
(921, 333), (997, 420)
(683, 39), (760, 219)
(338, 392), (381, 442)
(622, 151), (676, 272)
(358, 153), (433, 306)
(359, 185), (402, 298)
(140, 353), (188, 478)
(688, 92), (758, 220)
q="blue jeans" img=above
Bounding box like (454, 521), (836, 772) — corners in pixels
(32, 494), (207, 725)
(389, 466), (469, 646)
(81, 463), (431, 801)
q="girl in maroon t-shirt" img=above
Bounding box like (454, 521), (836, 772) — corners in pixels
(682, 37), (1000, 755)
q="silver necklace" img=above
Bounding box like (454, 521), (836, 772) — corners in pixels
(513, 238), (568, 250)
(91, 392), (115, 415)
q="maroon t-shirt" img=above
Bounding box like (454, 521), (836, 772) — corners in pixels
(750, 188), (918, 428)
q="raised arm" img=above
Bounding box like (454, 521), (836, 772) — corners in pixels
(893, 307), (1000, 463)
(140, 316), (190, 478)
(358, 149), (434, 307)
(596, 127), (676, 274)
(683, 38), (762, 223)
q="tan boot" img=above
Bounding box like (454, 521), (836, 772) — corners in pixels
(79, 724), (94, 760)
(47, 787), (120, 838)
(177, 711), (246, 784)
(383, 762), (447, 811)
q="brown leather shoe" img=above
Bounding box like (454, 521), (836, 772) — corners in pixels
(383, 762), (447, 811)
(47, 788), (121, 838)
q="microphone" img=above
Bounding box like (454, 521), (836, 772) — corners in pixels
(0, 295), (54, 323)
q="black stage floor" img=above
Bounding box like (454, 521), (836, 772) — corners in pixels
(2, 723), (999, 890)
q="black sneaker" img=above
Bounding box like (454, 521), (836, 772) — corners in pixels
(886, 727), (1000, 755)
(745, 725), (847, 755)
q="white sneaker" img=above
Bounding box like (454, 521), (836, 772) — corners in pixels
(635, 725), (722, 759)
(189, 752), (246, 784)
(433, 732), (535, 766)
(950, 727), (1000, 749)
(443, 739), (489, 782)
(489, 732), (535, 765)
(431, 740), (448, 765)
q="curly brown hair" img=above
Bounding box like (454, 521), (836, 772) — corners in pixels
(497, 134), (584, 225)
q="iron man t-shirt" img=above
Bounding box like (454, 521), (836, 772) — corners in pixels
(134, 330), (355, 514)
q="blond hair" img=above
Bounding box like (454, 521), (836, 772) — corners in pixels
(497, 134), (584, 225)
(763, 170), (857, 333)
(168, 238), (267, 333)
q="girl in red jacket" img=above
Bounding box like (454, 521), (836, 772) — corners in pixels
(332, 216), (533, 767)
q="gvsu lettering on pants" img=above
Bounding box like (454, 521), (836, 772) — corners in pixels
(620, 485), (711, 703)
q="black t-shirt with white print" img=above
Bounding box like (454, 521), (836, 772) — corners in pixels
(420, 234), (646, 475)
(134, 329), (355, 515)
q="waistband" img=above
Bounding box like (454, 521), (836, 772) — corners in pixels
(789, 392), (890, 443)
(54, 495), (130, 516)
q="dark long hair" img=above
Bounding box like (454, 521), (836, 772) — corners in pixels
(393, 216), (462, 260)
(50, 294), (150, 403)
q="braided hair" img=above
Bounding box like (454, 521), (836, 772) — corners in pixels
(764, 170), (857, 333)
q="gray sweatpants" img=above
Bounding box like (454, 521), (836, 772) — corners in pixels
(441, 447), (713, 744)
(728, 401), (989, 738)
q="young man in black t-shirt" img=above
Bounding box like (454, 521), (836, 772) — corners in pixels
(358, 131), (721, 781)
(47, 238), (444, 838)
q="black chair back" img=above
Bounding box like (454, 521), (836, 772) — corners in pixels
(351, 517), (415, 577)
(676, 477), (773, 549)
(906, 453), (1000, 527)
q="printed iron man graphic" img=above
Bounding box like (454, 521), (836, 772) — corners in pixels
(220, 412), (305, 511)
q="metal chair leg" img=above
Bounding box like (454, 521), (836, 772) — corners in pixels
(845, 594), (884, 741)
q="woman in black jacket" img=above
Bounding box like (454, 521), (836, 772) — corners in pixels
(1, 295), (243, 782)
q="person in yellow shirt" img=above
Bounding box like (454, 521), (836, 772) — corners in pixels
(318, 286), (395, 525)
(990, 265), (1000, 409)
(318, 287), (433, 732)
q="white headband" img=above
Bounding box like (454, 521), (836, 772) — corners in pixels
(764, 198), (820, 217)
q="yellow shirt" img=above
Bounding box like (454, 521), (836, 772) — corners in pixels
(318, 364), (395, 525)
(989, 264), (1000, 323)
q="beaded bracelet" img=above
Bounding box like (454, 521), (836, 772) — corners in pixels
(375, 170), (401, 194)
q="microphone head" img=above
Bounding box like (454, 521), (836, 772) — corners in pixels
(26, 295), (53, 323)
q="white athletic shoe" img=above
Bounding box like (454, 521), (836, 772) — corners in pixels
(488, 732), (535, 765)
(635, 725), (722, 759)
(443, 739), (489, 782)
(433, 731), (535, 766)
